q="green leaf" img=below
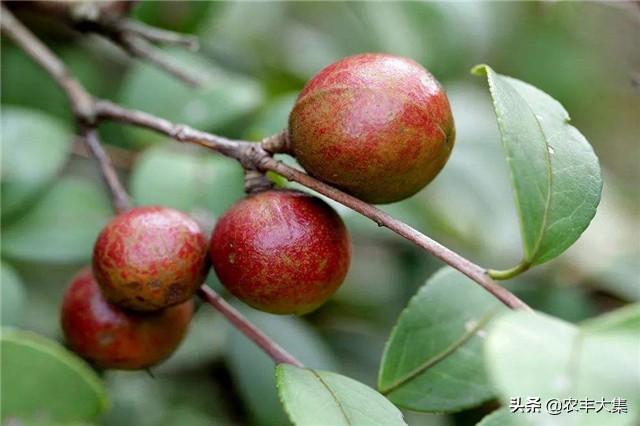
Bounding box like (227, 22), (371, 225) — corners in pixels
(476, 408), (519, 426)
(276, 364), (406, 426)
(485, 309), (640, 426)
(378, 267), (507, 412)
(1, 107), (72, 217)
(118, 49), (263, 146)
(227, 307), (338, 426)
(580, 303), (640, 334)
(103, 371), (229, 426)
(130, 145), (244, 220)
(0, 262), (26, 326)
(473, 65), (602, 266)
(591, 256), (640, 302)
(132, 1), (217, 33)
(1, 328), (108, 422)
(524, 284), (597, 323)
(1, 177), (112, 263)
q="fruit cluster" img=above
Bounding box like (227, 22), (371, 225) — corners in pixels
(62, 53), (454, 370)
(62, 207), (206, 370)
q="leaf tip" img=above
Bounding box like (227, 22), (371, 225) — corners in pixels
(471, 64), (490, 76)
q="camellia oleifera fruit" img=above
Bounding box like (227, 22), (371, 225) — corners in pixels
(93, 206), (209, 311)
(61, 268), (193, 370)
(289, 53), (455, 204)
(210, 189), (351, 315)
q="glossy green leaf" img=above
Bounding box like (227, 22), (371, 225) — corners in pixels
(1, 107), (72, 217)
(1, 328), (108, 422)
(1, 178), (112, 263)
(0, 262), (26, 326)
(130, 145), (244, 220)
(227, 307), (338, 426)
(473, 65), (602, 265)
(378, 267), (507, 412)
(476, 408), (519, 426)
(485, 309), (640, 426)
(118, 49), (263, 146)
(276, 364), (406, 426)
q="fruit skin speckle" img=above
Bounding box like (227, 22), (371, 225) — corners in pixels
(93, 206), (209, 311)
(289, 53), (455, 204)
(210, 189), (351, 315)
(61, 267), (193, 370)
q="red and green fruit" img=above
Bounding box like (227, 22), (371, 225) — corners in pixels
(210, 189), (351, 315)
(93, 206), (209, 312)
(61, 268), (193, 370)
(289, 53), (455, 204)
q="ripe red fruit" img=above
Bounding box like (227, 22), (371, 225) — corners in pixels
(210, 190), (351, 315)
(93, 206), (209, 311)
(289, 53), (455, 204)
(61, 268), (193, 370)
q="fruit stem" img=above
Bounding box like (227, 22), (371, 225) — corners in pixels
(197, 286), (304, 367)
(261, 130), (291, 154)
(244, 169), (274, 194)
(1, 4), (297, 370)
(2, 4), (532, 317)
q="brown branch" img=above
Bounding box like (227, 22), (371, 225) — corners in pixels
(1, 4), (130, 213)
(16, 0), (203, 86)
(1, 4), (531, 319)
(258, 158), (530, 311)
(90, 101), (530, 310)
(72, 137), (137, 170)
(110, 32), (203, 87)
(0, 4), (93, 119)
(69, 10), (203, 87)
(117, 19), (199, 50)
(81, 127), (131, 213)
(197, 286), (303, 367)
(1, 4), (305, 367)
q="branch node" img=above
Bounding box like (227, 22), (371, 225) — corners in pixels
(240, 143), (272, 171)
(172, 124), (190, 142)
(2, 2), (531, 312)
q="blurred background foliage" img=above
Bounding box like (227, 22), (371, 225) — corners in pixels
(1, 2), (639, 425)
